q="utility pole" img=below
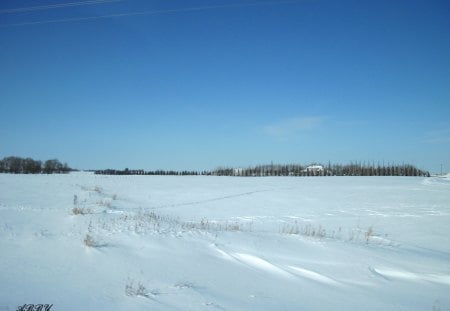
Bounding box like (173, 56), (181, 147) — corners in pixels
(441, 164), (443, 176)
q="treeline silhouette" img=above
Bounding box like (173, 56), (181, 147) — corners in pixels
(213, 163), (429, 177)
(95, 168), (209, 176)
(95, 162), (429, 177)
(0, 156), (72, 174)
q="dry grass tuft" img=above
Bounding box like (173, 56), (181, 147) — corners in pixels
(72, 207), (92, 215)
(93, 186), (102, 193)
(125, 280), (151, 298)
(281, 222), (326, 238)
(181, 218), (248, 232)
(83, 234), (98, 247)
(365, 226), (374, 243)
(96, 199), (112, 208)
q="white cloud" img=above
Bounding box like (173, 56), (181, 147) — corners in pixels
(264, 116), (323, 138)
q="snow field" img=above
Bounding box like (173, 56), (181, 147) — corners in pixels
(1, 173), (449, 310)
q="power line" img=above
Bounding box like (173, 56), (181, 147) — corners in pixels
(0, 0), (302, 27)
(0, 0), (126, 14)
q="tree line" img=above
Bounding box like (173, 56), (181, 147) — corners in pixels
(212, 162), (429, 177)
(95, 168), (209, 176)
(95, 162), (429, 177)
(0, 156), (72, 174)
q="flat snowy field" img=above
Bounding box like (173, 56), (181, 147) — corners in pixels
(1, 173), (449, 310)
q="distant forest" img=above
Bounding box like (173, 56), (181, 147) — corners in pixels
(95, 168), (206, 176)
(212, 163), (429, 177)
(95, 162), (430, 177)
(0, 156), (429, 177)
(0, 156), (72, 174)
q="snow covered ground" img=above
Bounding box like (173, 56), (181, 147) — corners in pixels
(1, 172), (449, 310)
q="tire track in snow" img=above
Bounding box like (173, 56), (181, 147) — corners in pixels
(150, 189), (273, 210)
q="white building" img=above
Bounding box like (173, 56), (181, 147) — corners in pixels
(304, 165), (324, 174)
(233, 168), (243, 176)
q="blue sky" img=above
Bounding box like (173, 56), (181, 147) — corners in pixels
(1, 0), (449, 173)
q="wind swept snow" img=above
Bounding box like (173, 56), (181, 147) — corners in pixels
(0, 173), (449, 310)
